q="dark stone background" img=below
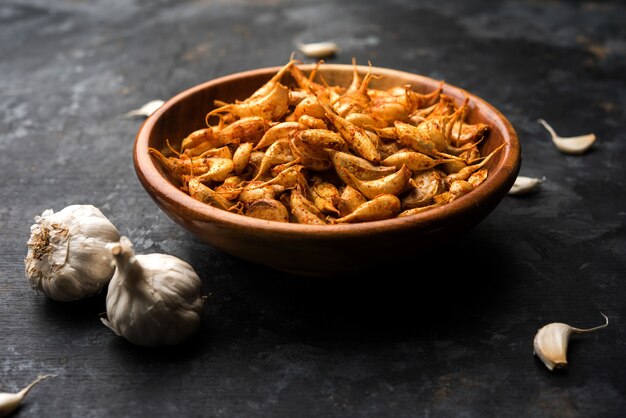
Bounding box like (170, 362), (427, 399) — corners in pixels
(1, 1), (624, 417)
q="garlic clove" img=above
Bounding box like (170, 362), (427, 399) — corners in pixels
(0, 374), (54, 417)
(508, 175), (546, 196)
(297, 41), (339, 58)
(24, 205), (120, 302)
(537, 119), (596, 154)
(533, 313), (609, 371)
(533, 323), (572, 370)
(121, 99), (165, 118)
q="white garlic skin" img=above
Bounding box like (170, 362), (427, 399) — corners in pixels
(102, 236), (204, 347)
(24, 205), (120, 302)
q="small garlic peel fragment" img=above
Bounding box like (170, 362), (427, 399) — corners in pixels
(538, 119), (596, 154)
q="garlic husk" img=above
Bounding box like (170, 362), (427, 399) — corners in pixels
(24, 205), (120, 302)
(533, 313), (609, 371)
(102, 236), (204, 347)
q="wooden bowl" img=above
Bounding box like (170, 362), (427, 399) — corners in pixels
(133, 64), (521, 277)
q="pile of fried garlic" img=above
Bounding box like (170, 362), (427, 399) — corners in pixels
(150, 59), (502, 224)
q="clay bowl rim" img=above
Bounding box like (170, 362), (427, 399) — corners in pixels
(134, 63), (521, 238)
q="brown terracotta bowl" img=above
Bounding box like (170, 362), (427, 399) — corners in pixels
(133, 64), (521, 277)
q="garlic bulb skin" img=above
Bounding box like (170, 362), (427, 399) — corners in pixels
(24, 205), (120, 302)
(102, 236), (204, 347)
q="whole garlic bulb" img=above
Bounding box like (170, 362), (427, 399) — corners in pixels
(101, 236), (205, 347)
(24, 205), (120, 302)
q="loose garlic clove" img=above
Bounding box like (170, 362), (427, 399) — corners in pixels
(297, 41), (339, 58)
(533, 313), (609, 371)
(24, 205), (120, 302)
(101, 236), (205, 347)
(508, 175), (546, 196)
(121, 99), (165, 118)
(537, 119), (596, 154)
(0, 374), (54, 417)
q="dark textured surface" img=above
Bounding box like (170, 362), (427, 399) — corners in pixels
(1, 1), (625, 417)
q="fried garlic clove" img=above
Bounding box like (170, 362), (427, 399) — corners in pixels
(367, 102), (409, 127)
(197, 145), (232, 160)
(208, 83), (290, 121)
(327, 149), (396, 187)
(401, 169), (445, 209)
(254, 122), (306, 150)
(195, 158), (234, 183)
(218, 116), (270, 146)
(346, 165), (412, 200)
(309, 179), (341, 215)
(245, 199), (290, 222)
(297, 129), (346, 150)
(289, 136), (333, 171)
(467, 168), (488, 188)
(188, 178), (236, 211)
(249, 59), (295, 101)
(293, 96), (326, 120)
(238, 182), (276, 205)
(447, 179), (475, 201)
(381, 149), (454, 171)
(345, 113), (385, 130)
(181, 126), (221, 153)
(214, 176), (244, 201)
(298, 114), (328, 130)
(331, 194), (401, 223)
(337, 185), (367, 217)
(253, 139), (295, 181)
(444, 144), (504, 187)
(318, 98), (381, 163)
(289, 189), (327, 224)
(255, 165), (307, 190)
(233, 142), (254, 175)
